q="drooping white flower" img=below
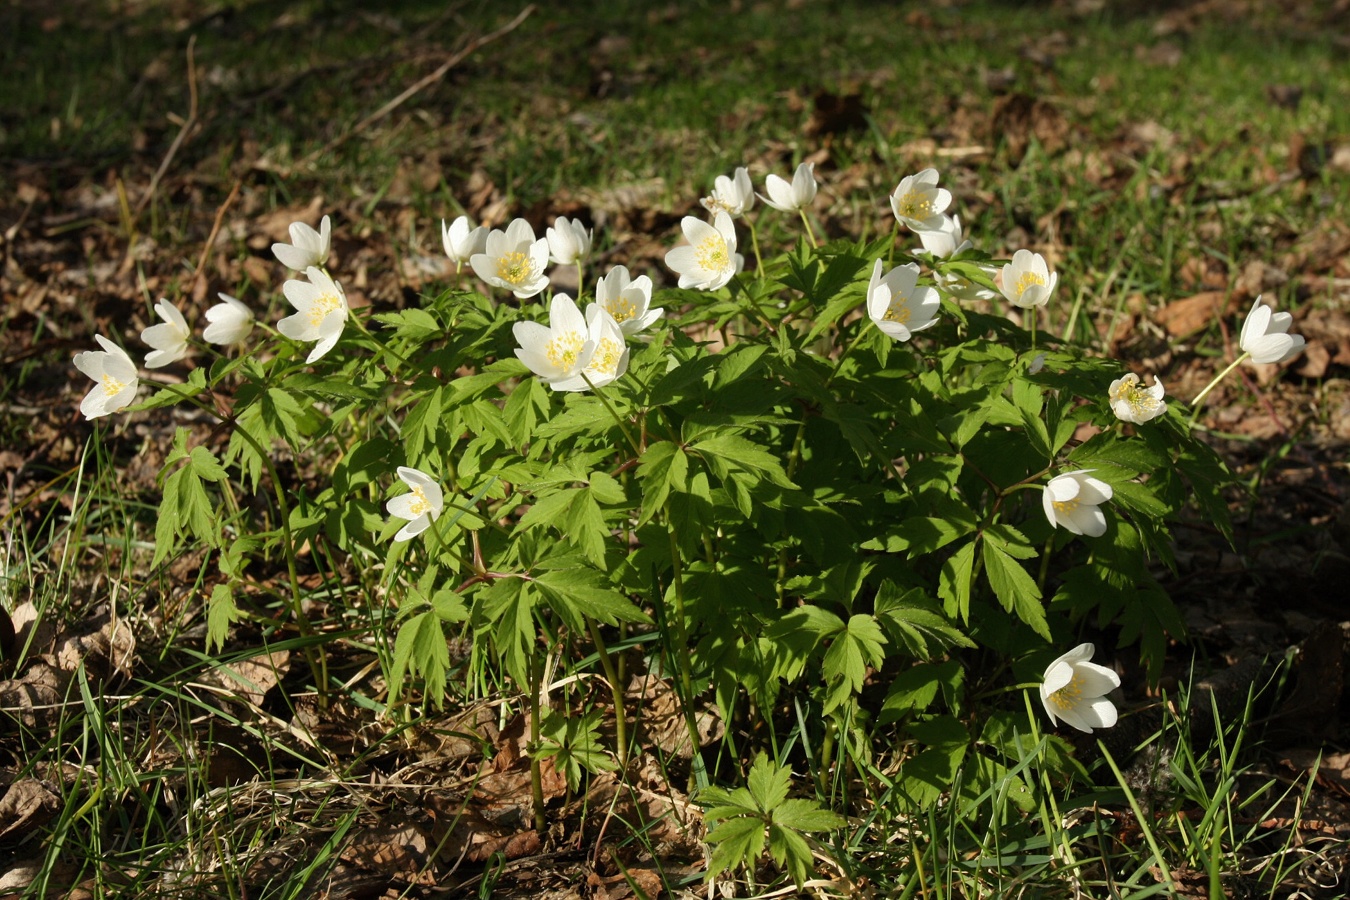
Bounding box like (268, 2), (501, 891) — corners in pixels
(1027, 352), (1048, 375)
(701, 167), (755, 218)
(591, 265), (662, 337)
(203, 293), (254, 346)
(664, 211), (740, 291)
(441, 215), (487, 267)
(758, 162), (817, 213)
(865, 259), (941, 342)
(1042, 470), (1113, 538)
(546, 216), (592, 266)
(1239, 295), (1305, 365)
(936, 265), (1001, 303)
(277, 266), (348, 363)
(469, 218), (551, 299)
(890, 168), (952, 231)
(550, 305), (630, 392)
(73, 334), (139, 420)
(513, 293), (595, 388)
(999, 249), (1058, 309)
(1109, 373), (1167, 424)
(916, 214), (971, 259)
(387, 466), (444, 542)
(141, 298), (191, 368)
(272, 215), (331, 271)
(1040, 643), (1121, 733)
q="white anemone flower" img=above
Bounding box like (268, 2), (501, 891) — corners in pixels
(141, 298), (191, 368)
(1040, 643), (1121, 733)
(865, 259), (941, 342)
(664, 211), (740, 291)
(1239, 295), (1305, 365)
(937, 265), (1001, 303)
(272, 215), (331, 271)
(73, 335), (139, 420)
(278, 266), (349, 363)
(890, 168), (952, 231)
(916, 214), (972, 259)
(1109, 373), (1167, 424)
(203, 293), (254, 346)
(441, 215), (487, 267)
(758, 162), (818, 213)
(1042, 470), (1113, 538)
(387, 467), (444, 542)
(470, 218), (551, 299)
(591, 265), (662, 337)
(546, 216), (592, 266)
(701, 167), (755, 218)
(550, 306), (629, 392)
(513, 293), (595, 389)
(1000, 249), (1058, 309)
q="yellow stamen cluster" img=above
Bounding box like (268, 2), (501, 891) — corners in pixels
(1110, 377), (1160, 416)
(897, 189), (935, 221)
(406, 485), (430, 517)
(1014, 271), (1046, 300)
(883, 302), (912, 324)
(546, 331), (585, 370)
(496, 250), (533, 286)
(605, 297), (637, 324)
(702, 194), (730, 215)
(1052, 496), (1081, 515)
(307, 292), (343, 328)
(589, 338), (622, 375)
(1047, 672), (1085, 710)
(101, 373), (126, 396)
(694, 234), (729, 272)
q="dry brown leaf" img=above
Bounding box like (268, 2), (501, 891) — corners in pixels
(0, 779), (60, 842)
(1155, 291), (1232, 338)
(340, 823), (435, 883)
(203, 649), (290, 708)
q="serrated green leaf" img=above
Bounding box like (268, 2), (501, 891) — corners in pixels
(391, 608), (451, 709)
(206, 583), (241, 653)
(938, 540), (977, 622)
(981, 539), (1050, 639)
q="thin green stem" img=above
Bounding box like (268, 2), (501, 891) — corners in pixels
(662, 507), (707, 790)
(729, 273), (776, 335)
(349, 312), (412, 371)
(528, 649), (546, 832)
(798, 209), (819, 248)
(583, 375), (641, 456)
(575, 259), (586, 303)
(1189, 351), (1250, 422)
(585, 617), (628, 766)
(747, 217), (764, 276)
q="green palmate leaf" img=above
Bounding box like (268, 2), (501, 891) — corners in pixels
(532, 567), (650, 630)
(746, 752), (792, 811)
(691, 432), (797, 489)
(135, 367), (207, 411)
(536, 708), (619, 792)
(206, 583), (242, 653)
(712, 342), (771, 389)
(981, 536), (1050, 639)
(874, 583), (975, 658)
(637, 440), (688, 521)
(879, 659), (965, 723)
(401, 385), (442, 459)
(154, 429), (226, 567)
(390, 606), (451, 709)
(897, 715), (970, 810)
(821, 614), (887, 713)
(476, 577), (536, 688)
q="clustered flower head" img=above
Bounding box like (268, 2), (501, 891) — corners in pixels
(74, 335), (139, 420)
(278, 265), (349, 363)
(442, 215), (487, 267)
(272, 215), (331, 271)
(471, 218), (551, 299)
(866, 259), (940, 343)
(1040, 643), (1121, 733)
(1109, 373), (1166, 424)
(141, 298), (191, 368)
(891, 168), (952, 232)
(701, 167), (755, 218)
(759, 162), (818, 213)
(1042, 470), (1113, 537)
(664, 211), (740, 291)
(1000, 249), (1058, 309)
(387, 466), (444, 542)
(1239, 295), (1305, 365)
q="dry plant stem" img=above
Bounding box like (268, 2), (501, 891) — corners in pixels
(585, 616), (628, 766)
(189, 178), (242, 298)
(296, 4), (536, 171)
(135, 35), (198, 217)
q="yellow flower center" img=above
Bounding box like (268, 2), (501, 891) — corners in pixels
(1015, 271), (1046, 300)
(605, 297), (637, 324)
(702, 194), (731, 215)
(1111, 377), (1161, 416)
(101, 373), (126, 397)
(694, 234), (729, 272)
(897, 189), (934, 220)
(496, 251), (533, 286)
(589, 337), (622, 376)
(307, 292), (343, 328)
(1048, 672), (1085, 710)
(883, 302), (912, 324)
(546, 331), (585, 370)
(407, 485), (431, 517)
(1052, 496), (1081, 515)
